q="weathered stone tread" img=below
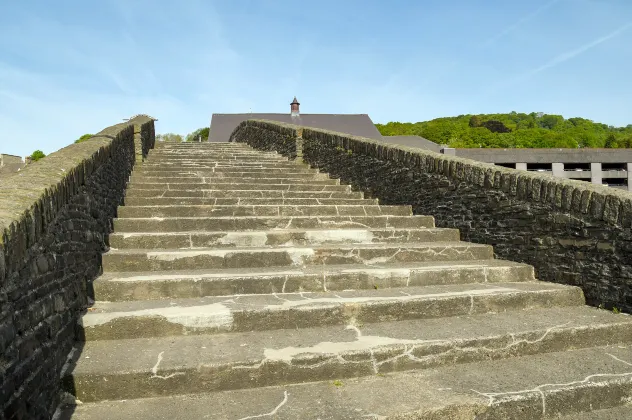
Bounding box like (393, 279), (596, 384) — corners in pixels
(113, 215), (436, 232)
(93, 259), (535, 300)
(66, 306), (632, 402)
(79, 282), (585, 340)
(62, 344), (632, 419)
(102, 242), (494, 271)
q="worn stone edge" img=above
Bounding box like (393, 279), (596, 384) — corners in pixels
(0, 115), (153, 281)
(230, 119), (632, 229)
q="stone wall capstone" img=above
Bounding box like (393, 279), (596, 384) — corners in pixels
(0, 116), (155, 419)
(230, 119), (632, 312)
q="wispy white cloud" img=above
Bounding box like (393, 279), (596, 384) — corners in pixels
(480, 0), (561, 48)
(488, 19), (632, 93)
(521, 20), (632, 77)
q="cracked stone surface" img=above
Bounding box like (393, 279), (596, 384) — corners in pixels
(63, 345), (632, 419)
(61, 142), (632, 419)
(69, 307), (632, 402)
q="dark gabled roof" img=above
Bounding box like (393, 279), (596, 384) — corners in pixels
(380, 135), (443, 153)
(209, 113), (383, 142)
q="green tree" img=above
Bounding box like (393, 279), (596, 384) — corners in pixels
(185, 127), (210, 142)
(605, 134), (618, 148)
(468, 115), (482, 128)
(30, 150), (46, 161)
(75, 134), (93, 143)
(156, 133), (184, 142)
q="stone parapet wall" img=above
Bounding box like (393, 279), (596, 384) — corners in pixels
(229, 120), (302, 159)
(0, 116), (154, 419)
(231, 119), (632, 312)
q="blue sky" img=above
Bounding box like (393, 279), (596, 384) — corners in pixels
(1, 0), (631, 157)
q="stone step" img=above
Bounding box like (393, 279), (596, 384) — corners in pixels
(109, 226), (455, 249)
(130, 177), (339, 185)
(134, 168), (320, 176)
(116, 205), (411, 218)
(78, 282), (584, 340)
(139, 162), (306, 169)
(65, 306), (632, 403)
(94, 260), (534, 301)
(128, 180), (342, 191)
(146, 155), (288, 162)
(154, 143), (250, 148)
(102, 242), (493, 272)
(113, 215), (435, 232)
(63, 343), (632, 419)
(149, 150), (279, 155)
(130, 175), (332, 184)
(123, 197), (379, 206)
(127, 183), (351, 192)
(124, 189), (364, 199)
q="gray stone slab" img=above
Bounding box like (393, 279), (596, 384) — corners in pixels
(66, 307), (632, 402)
(102, 242), (493, 271)
(126, 183), (351, 192)
(116, 204), (411, 218)
(130, 176), (335, 184)
(123, 197), (379, 206)
(113, 215), (435, 232)
(79, 282), (584, 340)
(94, 260), (534, 300)
(124, 189), (363, 198)
(108, 227), (457, 249)
(62, 344), (632, 419)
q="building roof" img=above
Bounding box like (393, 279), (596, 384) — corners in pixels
(380, 135), (443, 153)
(209, 113), (383, 142)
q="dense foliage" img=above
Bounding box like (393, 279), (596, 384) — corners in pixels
(74, 134), (93, 143)
(376, 112), (632, 149)
(30, 150), (45, 161)
(156, 133), (184, 142)
(185, 127), (210, 142)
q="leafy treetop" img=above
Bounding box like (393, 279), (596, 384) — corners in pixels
(30, 150), (46, 161)
(376, 112), (632, 149)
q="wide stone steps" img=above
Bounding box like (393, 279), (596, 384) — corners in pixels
(61, 142), (632, 419)
(109, 227), (459, 248)
(68, 306), (632, 404)
(125, 189), (364, 199)
(130, 176), (336, 184)
(102, 242), (494, 271)
(127, 184), (350, 193)
(65, 344), (632, 419)
(93, 260), (534, 300)
(113, 215), (434, 232)
(123, 197), (380, 206)
(134, 168), (322, 176)
(117, 204), (411, 218)
(79, 282), (583, 341)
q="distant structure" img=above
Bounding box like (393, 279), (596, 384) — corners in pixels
(210, 99), (632, 191)
(0, 154), (25, 175)
(382, 136), (632, 192)
(443, 147), (632, 191)
(209, 97), (383, 142)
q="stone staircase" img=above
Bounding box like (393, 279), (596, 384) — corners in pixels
(62, 142), (632, 419)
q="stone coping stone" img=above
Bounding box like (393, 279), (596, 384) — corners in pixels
(0, 115), (153, 281)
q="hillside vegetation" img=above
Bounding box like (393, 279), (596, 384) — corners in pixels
(376, 112), (632, 149)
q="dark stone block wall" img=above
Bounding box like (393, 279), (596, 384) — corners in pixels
(230, 120), (301, 160)
(231, 119), (632, 313)
(0, 116), (155, 419)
